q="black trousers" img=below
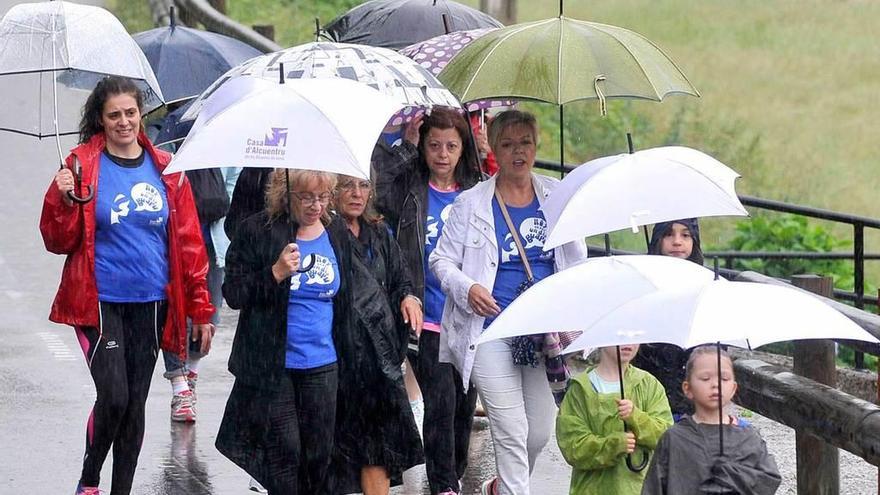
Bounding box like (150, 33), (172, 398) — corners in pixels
(75, 301), (166, 494)
(262, 365), (338, 495)
(410, 332), (478, 494)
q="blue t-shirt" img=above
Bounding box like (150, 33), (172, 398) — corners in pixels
(424, 184), (460, 330)
(94, 151), (169, 302)
(286, 230), (340, 369)
(485, 196), (555, 328)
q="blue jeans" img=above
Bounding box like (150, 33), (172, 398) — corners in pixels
(162, 236), (223, 378)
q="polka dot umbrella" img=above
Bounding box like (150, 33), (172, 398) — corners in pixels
(399, 29), (515, 114)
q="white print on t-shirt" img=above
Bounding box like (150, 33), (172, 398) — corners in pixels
(131, 183), (164, 212)
(425, 204), (454, 245)
(110, 194), (131, 225)
(109, 182), (164, 226)
(500, 217), (548, 263)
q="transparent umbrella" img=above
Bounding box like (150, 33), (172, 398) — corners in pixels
(0, 1), (163, 202)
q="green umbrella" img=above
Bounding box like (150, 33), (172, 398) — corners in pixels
(438, 13), (699, 174)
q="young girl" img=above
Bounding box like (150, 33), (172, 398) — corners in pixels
(557, 345), (673, 494)
(641, 345), (781, 494)
(633, 218), (703, 419)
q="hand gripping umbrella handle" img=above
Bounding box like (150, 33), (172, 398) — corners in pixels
(61, 160), (95, 204)
(617, 345), (651, 472)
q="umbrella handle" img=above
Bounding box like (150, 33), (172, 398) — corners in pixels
(296, 253), (317, 273)
(67, 186), (94, 204)
(626, 448), (650, 472)
(65, 162), (94, 204)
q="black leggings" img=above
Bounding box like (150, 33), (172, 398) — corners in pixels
(410, 331), (478, 494)
(75, 301), (166, 494)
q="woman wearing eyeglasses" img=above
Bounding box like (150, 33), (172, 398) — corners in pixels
(216, 169), (346, 495)
(325, 175), (424, 494)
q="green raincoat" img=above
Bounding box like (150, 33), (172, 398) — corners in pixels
(557, 365), (674, 495)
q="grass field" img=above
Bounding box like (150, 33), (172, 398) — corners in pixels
(109, 0), (879, 285)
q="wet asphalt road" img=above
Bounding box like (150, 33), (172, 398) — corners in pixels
(0, 2), (571, 492)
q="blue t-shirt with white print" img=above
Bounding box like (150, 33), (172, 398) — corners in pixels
(423, 184), (460, 330)
(286, 230), (340, 369)
(484, 196), (554, 328)
(94, 151), (169, 302)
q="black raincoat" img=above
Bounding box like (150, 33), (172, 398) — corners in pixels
(641, 416), (781, 495)
(215, 211), (350, 488)
(325, 216), (425, 493)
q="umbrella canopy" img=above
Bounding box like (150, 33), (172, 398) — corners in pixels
(438, 16), (699, 106)
(164, 77), (404, 180)
(324, 0), (503, 50)
(133, 22), (262, 104)
(181, 41), (459, 123)
(0, 0), (163, 138)
(542, 146), (749, 250)
(476, 255), (718, 345)
(399, 28), (514, 113)
(562, 280), (879, 353)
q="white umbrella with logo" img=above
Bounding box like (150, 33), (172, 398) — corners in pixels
(164, 76), (403, 179)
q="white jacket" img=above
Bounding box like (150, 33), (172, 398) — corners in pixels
(429, 174), (589, 389)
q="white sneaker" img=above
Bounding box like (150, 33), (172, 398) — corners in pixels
(248, 478), (267, 493)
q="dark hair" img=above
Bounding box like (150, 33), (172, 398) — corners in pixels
(417, 106), (481, 187)
(648, 218), (704, 265)
(685, 345), (733, 381)
(78, 76), (144, 144)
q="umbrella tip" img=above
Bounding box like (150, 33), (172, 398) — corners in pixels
(626, 133), (634, 154)
(169, 5), (175, 29)
(315, 18), (321, 42)
(279, 62), (285, 84)
(713, 257), (720, 280)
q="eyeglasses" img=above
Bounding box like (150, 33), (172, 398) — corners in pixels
(337, 180), (372, 193)
(291, 191), (332, 207)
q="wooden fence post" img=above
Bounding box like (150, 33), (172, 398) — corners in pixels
(791, 274), (839, 495)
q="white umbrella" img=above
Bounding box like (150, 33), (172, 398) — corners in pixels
(475, 255), (717, 345)
(561, 279), (878, 353)
(180, 41), (460, 122)
(542, 146), (749, 250)
(164, 76), (404, 180)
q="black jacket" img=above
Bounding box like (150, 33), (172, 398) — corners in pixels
(220, 210), (350, 390)
(373, 141), (479, 303)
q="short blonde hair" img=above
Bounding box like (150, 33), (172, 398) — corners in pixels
(265, 169), (337, 224)
(334, 175), (383, 225)
(488, 110), (538, 151)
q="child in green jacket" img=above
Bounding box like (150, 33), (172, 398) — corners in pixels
(557, 345), (673, 494)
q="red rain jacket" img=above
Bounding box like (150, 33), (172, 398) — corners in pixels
(39, 131), (214, 359)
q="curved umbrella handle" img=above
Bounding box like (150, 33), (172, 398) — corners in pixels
(67, 185), (95, 204)
(296, 253), (317, 273)
(626, 447), (650, 472)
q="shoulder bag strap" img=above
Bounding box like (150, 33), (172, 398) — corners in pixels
(494, 189), (534, 282)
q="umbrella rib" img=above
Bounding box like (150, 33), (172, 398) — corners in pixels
(557, 17), (563, 102)
(590, 21), (699, 99)
(587, 22), (661, 100)
(461, 19), (555, 101)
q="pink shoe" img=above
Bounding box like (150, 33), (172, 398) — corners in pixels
(75, 482), (102, 494)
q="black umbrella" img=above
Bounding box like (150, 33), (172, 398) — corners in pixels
(324, 0), (503, 50)
(133, 13), (263, 104)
